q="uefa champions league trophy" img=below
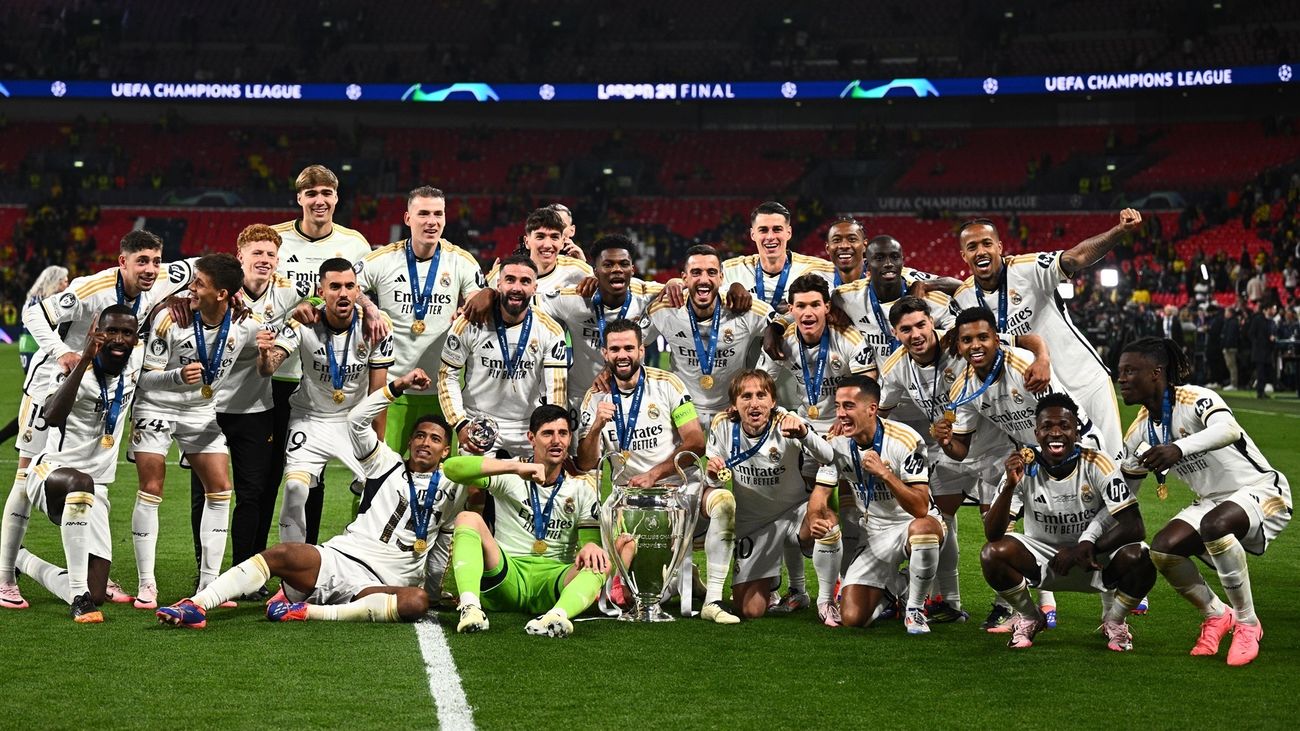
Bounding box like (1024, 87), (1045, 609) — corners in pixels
(599, 451), (698, 622)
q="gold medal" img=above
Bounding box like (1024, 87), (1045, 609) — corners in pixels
(701, 374), (714, 389)
(414, 538), (427, 553)
(332, 389), (346, 404)
(808, 405), (820, 420)
(411, 320), (426, 334)
(101, 434), (115, 449)
(532, 539), (548, 555)
(942, 409), (956, 423)
(201, 384), (214, 399)
(717, 467), (732, 484)
(1019, 447), (1035, 466)
(1156, 483), (1169, 501)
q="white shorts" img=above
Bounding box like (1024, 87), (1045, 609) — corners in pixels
(283, 414), (367, 487)
(843, 515), (945, 592)
(491, 424), (530, 459)
(16, 392), (52, 459)
(734, 502), (807, 585)
(128, 415), (227, 457)
(1007, 533), (1145, 593)
(25, 463), (113, 562)
(929, 457), (978, 499)
(1175, 483), (1292, 556)
(284, 539), (389, 605)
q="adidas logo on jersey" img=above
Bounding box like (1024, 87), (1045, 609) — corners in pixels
(287, 255), (300, 263)
(395, 274), (407, 283)
(314, 347), (327, 356)
(675, 331), (688, 338)
(1034, 494), (1047, 504)
(481, 341), (496, 350)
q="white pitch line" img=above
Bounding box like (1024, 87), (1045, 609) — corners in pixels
(1229, 408), (1300, 420)
(415, 618), (475, 731)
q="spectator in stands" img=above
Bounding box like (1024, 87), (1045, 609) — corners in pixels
(1160, 304), (1186, 353)
(1221, 305), (1243, 390)
(1247, 302), (1278, 398)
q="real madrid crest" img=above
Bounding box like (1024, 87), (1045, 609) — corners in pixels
(1012, 389), (1024, 404)
(768, 446), (780, 463)
(831, 355), (843, 371)
(1010, 289), (1023, 306)
(944, 368), (956, 383)
(563, 496), (575, 515)
(357, 341), (368, 358)
(647, 403), (660, 420)
(1080, 483), (1094, 501)
(529, 340), (539, 353)
(440, 272), (451, 288)
(226, 337), (236, 350)
(723, 328), (734, 344)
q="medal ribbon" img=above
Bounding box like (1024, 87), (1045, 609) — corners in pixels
(192, 307), (232, 389)
(115, 271), (140, 317)
(727, 417), (773, 469)
(528, 473), (565, 544)
(1022, 444), (1080, 478)
(593, 290), (632, 344)
(611, 369), (645, 452)
(494, 309), (533, 379)
(405, 238), (442, 323)
(974, 261), (1009, 332)
(849, 419), (886, 508)
(798, 327), (831, 413)
(1145, 387), (1174, 487)
(754, 253), (793, 307)
(944, 348), (1005, 412)
(908, 344), (947, 422)
(405, 469), (440, 545)
(832, 267), (867, 287)
(689, 299), (722, 379)
(325, 310), (357, 393)
(867, 279), (907, 352)
(93, 357), (125, 440)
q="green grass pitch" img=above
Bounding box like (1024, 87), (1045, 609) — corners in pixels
(1, 343), (1295, 729)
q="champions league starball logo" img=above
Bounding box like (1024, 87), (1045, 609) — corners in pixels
(401, 83), (500, 102)
(840, 78), (940, 99)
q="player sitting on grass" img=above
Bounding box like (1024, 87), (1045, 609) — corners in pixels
(442, 405), (608, 639)
(156, 368), (468, 628)
(980, 393), (1155, 651)
(1118, 337), (1292, 666)
(3, 306), (141, 622)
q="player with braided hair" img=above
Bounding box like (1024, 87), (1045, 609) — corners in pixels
(1117, 337), (1291, 666)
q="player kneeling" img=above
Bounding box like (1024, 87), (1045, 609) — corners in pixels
(981, 393), (1155, 651)
(442, 406), (608, 639)
(156, 369), (468, 628)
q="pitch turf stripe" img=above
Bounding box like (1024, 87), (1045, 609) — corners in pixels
(1228, 408), (1300, 420)
(415, 619), (475, 730)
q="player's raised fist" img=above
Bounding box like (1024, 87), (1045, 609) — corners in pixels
(593, 401), (616, 426)
(516, 461), (548, 483)
(1003, 451), (1025, 486)
(859, 450), (891, 478)
(1118, 208), (1142, 232)
(929, 417), (953, 445)
(778, 412), (808, 439)
(179, 362), (204, 385)
(255, 329), (277, 353)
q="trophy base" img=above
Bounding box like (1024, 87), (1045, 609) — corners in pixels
(618, 602), (676, 622)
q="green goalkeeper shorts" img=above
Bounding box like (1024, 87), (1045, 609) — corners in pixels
(480, 553), (572, 615)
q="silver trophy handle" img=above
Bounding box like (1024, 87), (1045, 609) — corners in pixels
(603, 450), (631, 487)
(672, 450), (700, 486)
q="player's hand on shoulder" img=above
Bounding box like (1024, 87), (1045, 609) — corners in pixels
(180, 361), (204, 384)
(1023, 358), (1051, 394)
(778, 412), (808, 439)
(590, 369), (612, 394)
(561, 242), (586, 261)
(292, 301), (320, 325)
(230, 292), (252, 323)
(762, 321), (788, 360)
(660, 278), (686, 308)
(167, 295), (195, 328)
(724, 282), (752, 312)
(364, 311), (390, 344)
(827, 304), (852, 330)
(1118, 208), (1142, 232)
(575, 276), (598, 298)
(462, 288), (496, 326)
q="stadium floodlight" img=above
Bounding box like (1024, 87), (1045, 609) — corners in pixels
(602, 168), (613, 175)
(1201, 263), (1210, 280)
(1057, 282), (1074, 300)
(1106, 163), (1116, 171)
(73, 160), (84, 168)
(1099, 268), (1119, 288)
(341, 163), (352, 172)
(551, 19), (561, 27)
(783, 17), (792, 24)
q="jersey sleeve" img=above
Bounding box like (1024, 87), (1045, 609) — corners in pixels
(367, 323), (396, 369)
(576, 477), (601, 529)
(542, 327), (569, 369)
(847, 337), (876, 375)
(878, 361), (904, 412)
(29, 278), (100, 359)
(441, 319), (469, 368)
(1120, 414), (1150, 480)
(1095, 460), (1137, 516)
(896, 440), (929, 485)
(1187, 389), (1233, 428)
(1026, 250), (1068, 290)
(350, 386), (404, 477)
(666, 374), (698, 428)
(273, 320), (302, 357)
(704, 416), (729, 462)
(577, 389), (601, 440)
(143, 313), (174, 371)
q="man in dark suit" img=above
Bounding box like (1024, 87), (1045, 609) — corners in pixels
(1247, 302), (1278, 398)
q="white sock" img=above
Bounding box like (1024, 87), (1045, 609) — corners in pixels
(1, 474), (32, 584)
(61, 490), (96, 600)
(935, 512), (960, 608)
(1206, 534), (1256, 625)
(1104, 590), (1141, 623)
(278, 475), (310, 544)
(1151, 550), (1227, 618)
(306, 592), (399, 622)
(16, 548), (71, 604)
(193, 554), (271, 610)
(812, 529), (842, 604)
(703, 490), (735, 605)
(906, 533), (941, 610)
(458, 591), (481, 609)
(198, 491), (232, 587)
(1038, 589), (1057, 609)
(132, 491), (161, 585)
(996, 578), (1038, 616)
(783, 539), (806, 595)
(1100, 589), (1116, 620)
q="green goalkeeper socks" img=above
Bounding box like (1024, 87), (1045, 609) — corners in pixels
(452, 525), (485, 603)
(554, 568), (604, 618)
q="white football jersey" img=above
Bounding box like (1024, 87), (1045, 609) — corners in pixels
(578, 367), (697, 486)
(343, 387), (470, 586)
(1121, 385), (1292, 502)
(22, 261), (194, 398)
(722, 252), (836, 309)
(36, 347), (144, 485)
(950, 251), (1107, 397)
(275, 311), (395, 420)
(438, 308), (568, 430)
(135, 308), (261, 421)
(539, 279), (663, 411)
(488, 255), (592, 300)
(272, 219), (372, 381)
(356, 239), (484, 394)
(705, 410), (834, 526)
(766, 322), (875, 422)
(642, 298), (773, 415)
(816, 420), (931, 528)
(948, 345), (1095, 450)
(218, 274), (307, 414)
(1003, 449), (1135, 546)
(482, 466), (601, 562)
(834, 279), (954, 366)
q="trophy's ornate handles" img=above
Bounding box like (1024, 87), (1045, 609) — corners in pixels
(604, 450), (630, 487)
(672, 450), (700, 485)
